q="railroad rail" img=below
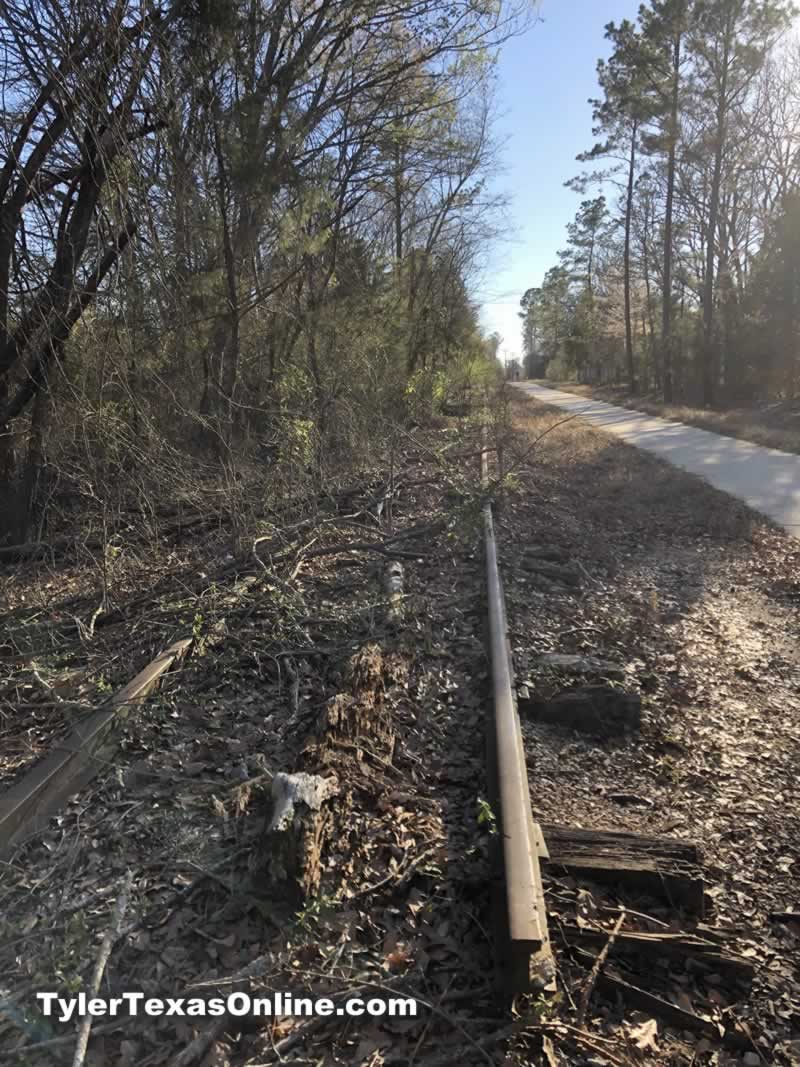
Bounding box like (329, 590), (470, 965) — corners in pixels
(481, 439), (551, 993)
(0, 638), (191, 853)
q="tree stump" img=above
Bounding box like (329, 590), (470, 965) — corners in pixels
(384, 560), (405, 622)
(265, 772), (339, 900)
(263, 643), (407, 901)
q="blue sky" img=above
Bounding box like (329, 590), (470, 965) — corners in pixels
(479, 0), (641, 364)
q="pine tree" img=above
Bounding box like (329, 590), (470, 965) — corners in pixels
(560, 197), (612, 379)
(638, 0), (694, 403)
(575, 20), (653, 392)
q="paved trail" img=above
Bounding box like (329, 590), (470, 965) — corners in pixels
(514, 382), (800, 536)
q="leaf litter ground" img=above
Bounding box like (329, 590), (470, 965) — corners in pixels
(0, 420), (508, 1067)
(501, 392), (800, 1067)
(1, 395), (799, 1066)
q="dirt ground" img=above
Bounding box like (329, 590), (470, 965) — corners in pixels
(1, 395), (799, 1066)
(540, 380), (800, 456)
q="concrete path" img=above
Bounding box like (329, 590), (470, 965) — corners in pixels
(514, 382), (800, 536)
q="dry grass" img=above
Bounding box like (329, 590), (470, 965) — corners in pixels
(541, 379), (800, 455)
(507, 391), (761, 546)
(0, 417), (507, 1066)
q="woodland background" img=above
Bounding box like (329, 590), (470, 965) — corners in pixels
(0, 0), (519, 544)
(518, 0), (800, 408)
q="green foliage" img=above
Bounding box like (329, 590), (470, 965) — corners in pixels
(192, 613), (207, 656)
(285, 417), (316, 468)
(294, 893), (337, 933)
(278, 188), (337, 257)
(94, 674), (113, 695)
(476, 796), (498, 834)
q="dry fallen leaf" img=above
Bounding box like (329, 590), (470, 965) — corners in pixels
(674, 990), (695, 1014)
(384, 946), (412, 971)
(629, 1018), (658, 1051)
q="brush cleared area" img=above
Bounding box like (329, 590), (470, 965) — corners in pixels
(3, 391), (800, 1066)
(0, 415), (507, 1066)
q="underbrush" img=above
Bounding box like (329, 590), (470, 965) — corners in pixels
(0, 398), (516, 1066)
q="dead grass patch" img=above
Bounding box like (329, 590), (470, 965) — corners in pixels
(507, 393), (760, 546)
(541, 379), (800, 455)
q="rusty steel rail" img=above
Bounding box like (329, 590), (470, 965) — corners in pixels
(482, 442), (551, 993)
(0, 637), (192, 854)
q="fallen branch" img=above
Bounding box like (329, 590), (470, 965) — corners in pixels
(72, 869), (133, 1067)
(360, 979), (496, 1066)
(170, 1017), (229, 1067)
(268, 983), (373, 1059)
(576, 912), (624, 1026)
(287, 539), (424, 564)
(350, 844), (439, 899)
(170, 956), (274, 1066)
(14, 1020), (123, 1054)
(560, 924), (753, 980)
(572, 947), (749, 1048)
(538, 1022), (635, 1067)
(398, 1024), (517, 1067)
(0, 540), (59, 562)
(384, 560), (405, 622)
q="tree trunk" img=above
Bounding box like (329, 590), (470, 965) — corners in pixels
(623, 121), (637, 393)
(782, 201), (797, 399)
(0, 398), (20, 541)
(718, 211), (735, 393)
(702, 35), (730, 409)
(213, 118), (242, 446)
(0, 379), (17, 486)
(702, 151), (723, 407)
(393, 141), (403, 262)
(676, 282), (686, 399)
(23, 372), (54, 537)
(662, 29), (682, 405)
(642, 214), (656, 373)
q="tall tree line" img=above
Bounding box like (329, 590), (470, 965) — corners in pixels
(520, 0), (800, 407)
(0, 0), (523, 538)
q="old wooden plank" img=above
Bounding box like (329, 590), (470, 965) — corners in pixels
(543, 824), (705, 915)
(559, 925), (754, 981)
(572, 947), (749, 1049)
